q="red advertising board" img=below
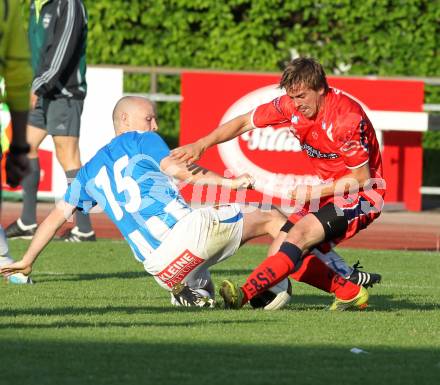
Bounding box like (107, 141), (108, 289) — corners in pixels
(180, 72), (424, 211)
(1, 105), (52, 194)
(1, 149), (52, 193)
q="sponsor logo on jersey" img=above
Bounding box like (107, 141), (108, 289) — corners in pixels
(291, 114), (299, 124)
(272, 97), (283, 114)
(157, 250), (204, 288)
(301, 143), (339, 159)
(359, 119), (369, 152)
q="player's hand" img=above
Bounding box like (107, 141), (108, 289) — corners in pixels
(171, 140), (206, 164)
(5, 152), (30, 188)
(289, 185), (312, 202)
(231, 173), (255, 190)
(0, 260), (32, 277)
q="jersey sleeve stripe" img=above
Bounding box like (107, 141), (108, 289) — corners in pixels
(346, 159), (369, 170)
(250, 108), (259, 129)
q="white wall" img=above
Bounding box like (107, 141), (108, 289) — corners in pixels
(38, 67), (123, 199)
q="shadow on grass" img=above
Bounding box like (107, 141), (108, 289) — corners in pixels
(34, 271), (148, 282)
(0, 339), (439, 385)
(26, 270), (440, 313)
(0, 319), (259, 329)
(1, 294), (437, 320)
(288, 294), (440, 312)
(368, 295), (440, 311)
(0, 304), (261, 318)
(0, 305), (180, 317)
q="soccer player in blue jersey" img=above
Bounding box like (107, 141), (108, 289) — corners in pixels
(0, 96), (289, 307)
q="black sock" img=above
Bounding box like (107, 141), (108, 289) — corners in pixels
(279, 242), (303, 272)
(21, 158), (40, 225)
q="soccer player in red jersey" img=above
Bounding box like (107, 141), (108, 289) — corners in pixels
(172, 57), (385, 310)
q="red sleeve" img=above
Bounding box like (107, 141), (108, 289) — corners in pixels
(251, 96), (290, 128)
(333, 112), (370, 169)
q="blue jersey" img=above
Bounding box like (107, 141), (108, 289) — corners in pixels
(64, 131), (192, 262)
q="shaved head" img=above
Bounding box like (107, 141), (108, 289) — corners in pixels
(112, 96), (158, 135)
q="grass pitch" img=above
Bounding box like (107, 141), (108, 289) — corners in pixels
(1, 240), (439, 385)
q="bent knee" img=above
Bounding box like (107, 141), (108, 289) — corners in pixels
(263, 207), (287, 238)
(285, 218), (325, 250)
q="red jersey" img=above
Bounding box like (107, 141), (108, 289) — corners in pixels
(251, 88), (383, 184)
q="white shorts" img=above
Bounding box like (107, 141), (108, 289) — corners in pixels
(143, 204), (243, 292)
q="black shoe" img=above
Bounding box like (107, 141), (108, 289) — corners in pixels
(5, 219), (37, 239)
(347, 261), (382, 288)
(59, 226), (96, 242)
(171, 283), (215, 308)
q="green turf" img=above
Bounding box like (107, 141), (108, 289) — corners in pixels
(1, 241), (439, 385)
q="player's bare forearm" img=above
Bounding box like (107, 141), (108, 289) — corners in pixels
(171, 112), (253, 163)
(161, 156), (253, 189)
(333, 163), (371, 194)
(22, 203), (76, 266)
(189, 169), (253, 190)
(291, 163), (371, 202)
(185, 168), (240, 189)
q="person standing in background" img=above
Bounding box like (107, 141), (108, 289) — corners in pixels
(0, 0), (32, 283)
(5, 0), (96, 242)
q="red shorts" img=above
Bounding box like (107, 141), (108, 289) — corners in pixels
(287, 192), (383, 251)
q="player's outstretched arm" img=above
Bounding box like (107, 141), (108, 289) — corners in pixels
(290, 163), (372, 202)
(161, 156), (254, 190)
(170, 111), (253, 163)
(0, 202), (76, 277)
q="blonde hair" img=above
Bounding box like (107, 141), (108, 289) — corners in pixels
(280, 57), (329, 93)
